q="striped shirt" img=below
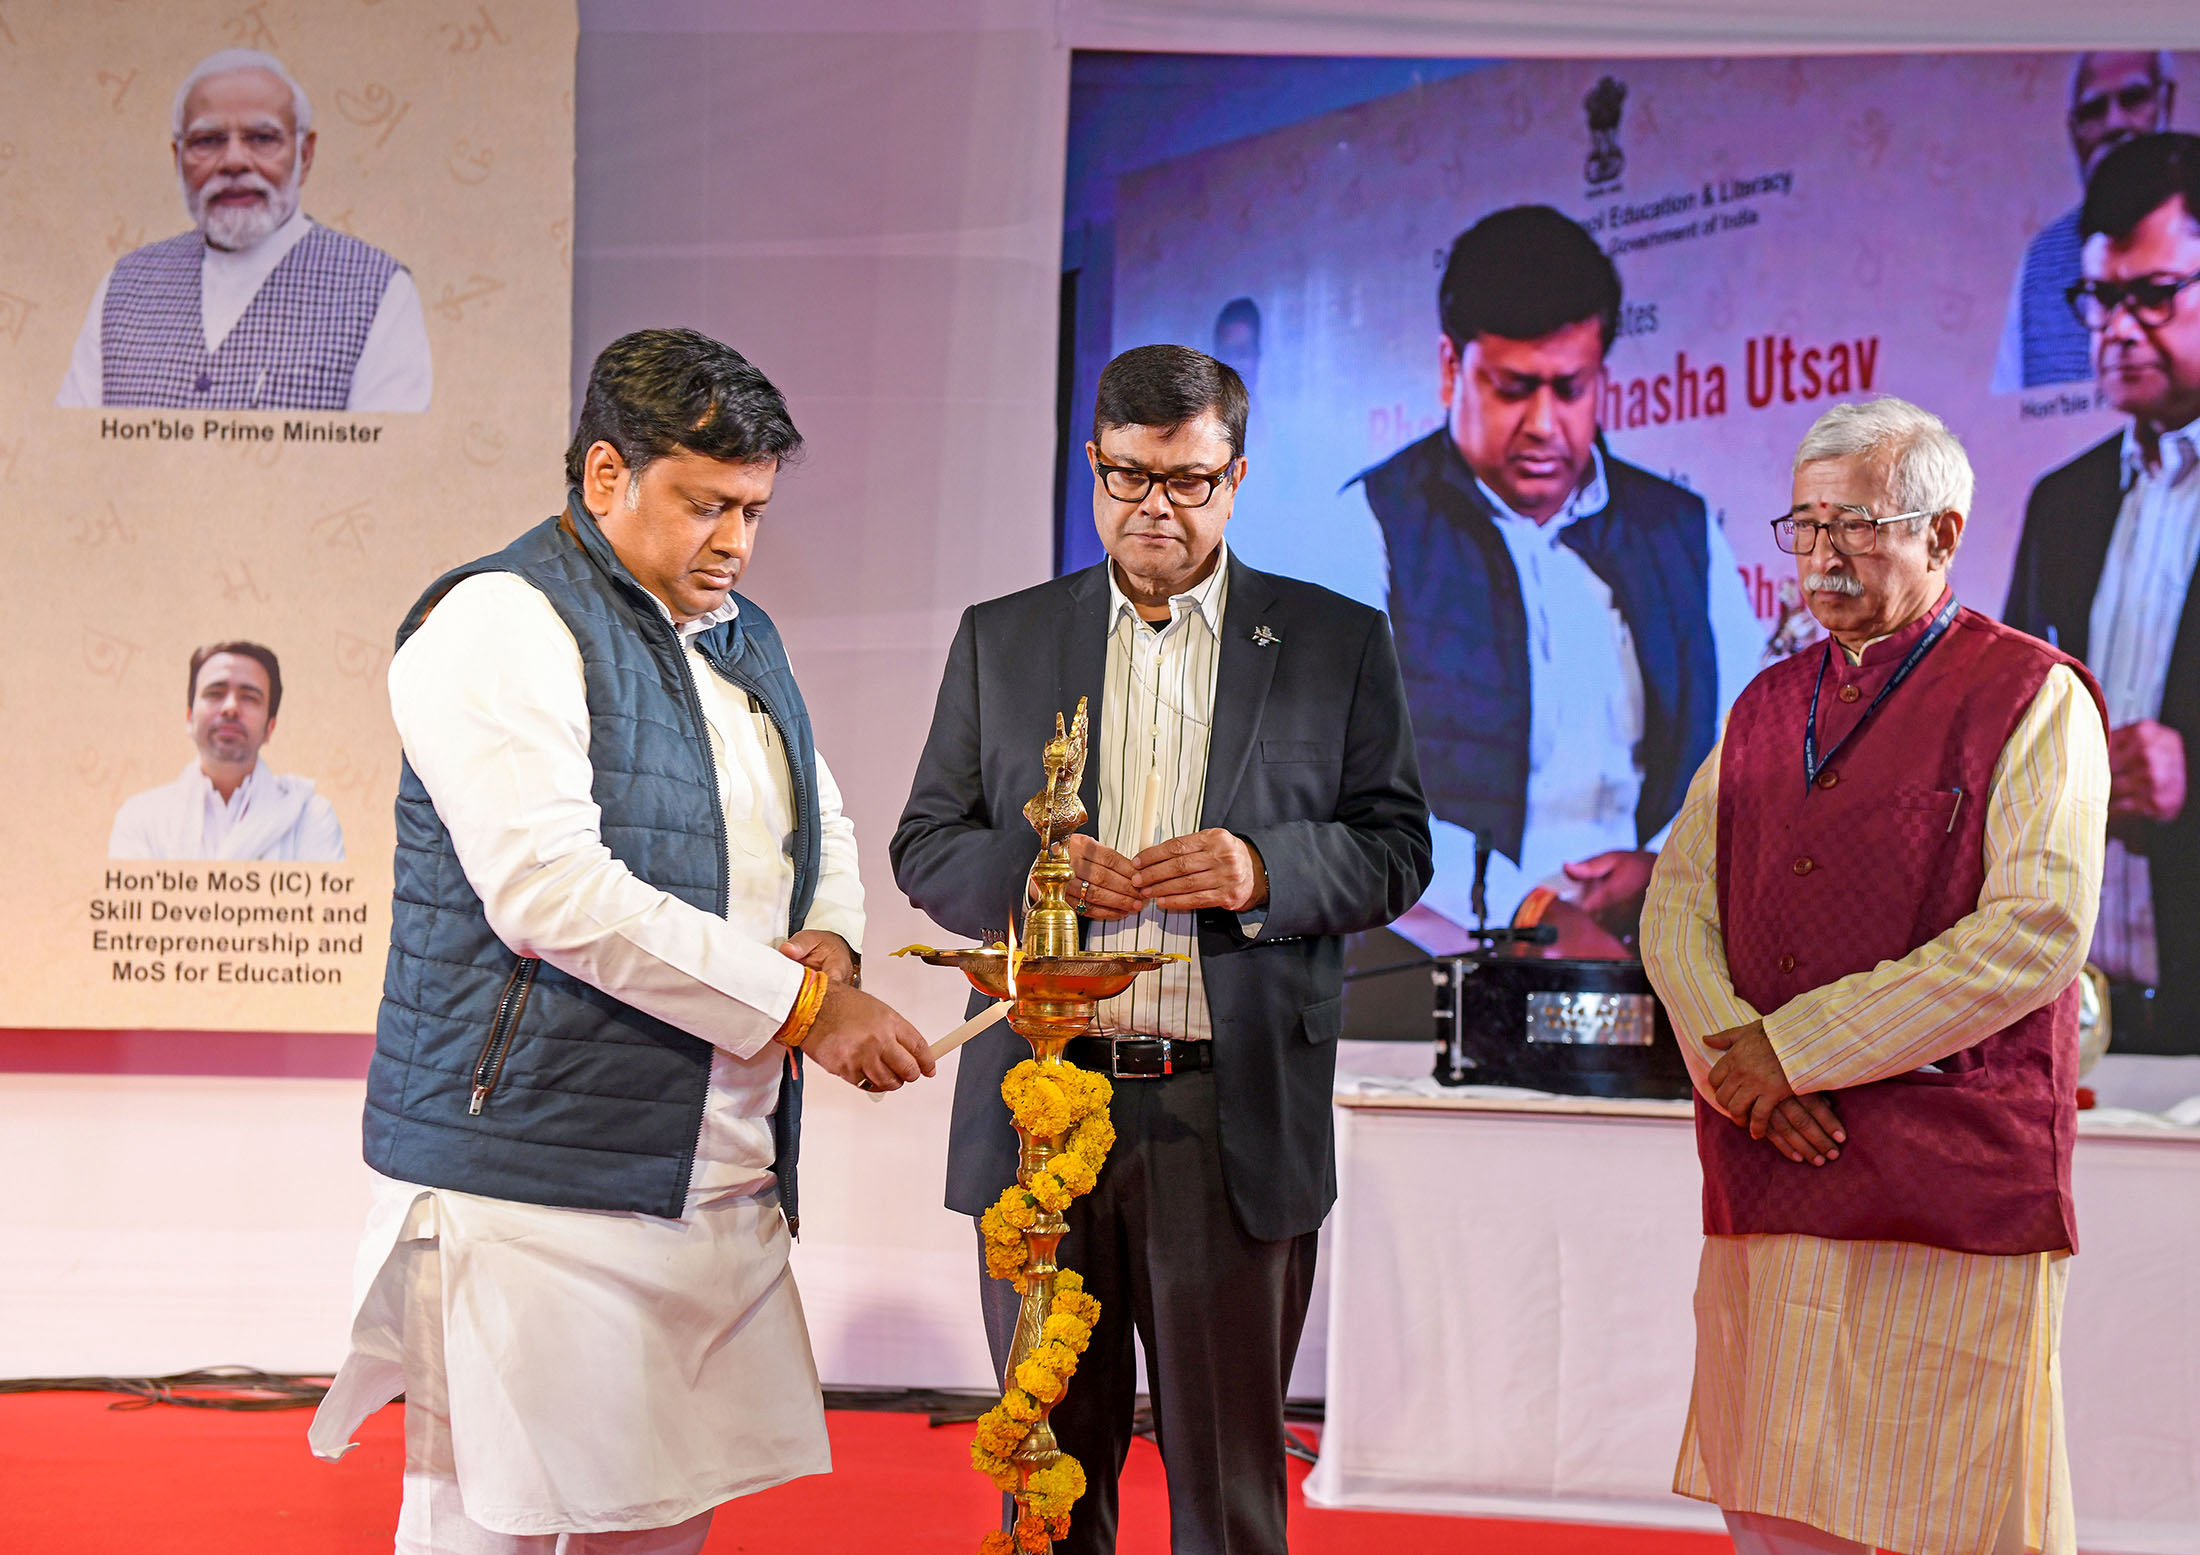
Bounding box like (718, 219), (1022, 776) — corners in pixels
(1642, 664), (2105, 1555)
(2085, 422), (2200, 986)
(1086, 551), (1231, 1040)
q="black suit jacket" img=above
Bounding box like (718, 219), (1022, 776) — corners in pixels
(891, 554), (1433, 1241)
(2004, 432), (2200, 1052)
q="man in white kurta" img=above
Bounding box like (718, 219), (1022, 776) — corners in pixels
(309, 329), (932, 1553)
(108, 757), (344, 860)
(109, 640), (344, 861)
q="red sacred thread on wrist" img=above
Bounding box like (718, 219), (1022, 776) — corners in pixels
(774, 967), (827, 1049)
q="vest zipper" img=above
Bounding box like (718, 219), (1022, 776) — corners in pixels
(468, 955), (540, 1115)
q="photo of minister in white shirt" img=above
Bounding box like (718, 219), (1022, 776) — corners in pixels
(57, 47), (432, 414)
(109, 640), (345, 862)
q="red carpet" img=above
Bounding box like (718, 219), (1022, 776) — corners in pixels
(0, 1394), (1730, 1553)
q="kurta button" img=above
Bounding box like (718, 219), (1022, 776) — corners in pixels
(1778, 954), (1796, 973)
(1793, 856), (1814, 876)
(1817, 770), (1839, 789)
(1838, 685), (1861, 703)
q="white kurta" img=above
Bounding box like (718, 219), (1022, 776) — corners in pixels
(108, 757), (345, 860)
(57, 209), (434, 413)
(309, 571), (863, 1535)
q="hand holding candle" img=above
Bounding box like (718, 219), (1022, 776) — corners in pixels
(1135, 763), (1162, 854)
(863, 999), (1012, 1100)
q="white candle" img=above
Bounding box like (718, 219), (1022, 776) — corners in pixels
(929, 999), (1013, 1062)
(866, 999), (1014, 1102)
(1135, 764), (1162, 851)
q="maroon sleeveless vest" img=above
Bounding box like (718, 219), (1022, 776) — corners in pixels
(1708, 594), (2104, 1255)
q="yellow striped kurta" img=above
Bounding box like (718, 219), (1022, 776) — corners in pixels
(1642, 662), (2108, 1555)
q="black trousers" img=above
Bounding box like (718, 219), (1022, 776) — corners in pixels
(975, 1070), (1319, 1555)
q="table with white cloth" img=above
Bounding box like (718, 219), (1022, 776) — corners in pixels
(1304, 1084), (2200, 1555)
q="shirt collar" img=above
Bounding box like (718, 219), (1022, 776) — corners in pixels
(2120, 417), (2200, 486)
(646, 591), (741, 642)
(191, 758), (264, 804)
(1472, 443), (1610, 534)
(1107, 545), (1230, 636)
(1841, 585), (1957, 667)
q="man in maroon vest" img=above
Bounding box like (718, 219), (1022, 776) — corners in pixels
(1643, 397), (2109, 1555)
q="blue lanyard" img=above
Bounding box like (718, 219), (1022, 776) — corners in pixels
(1804, 595), (1959, 791)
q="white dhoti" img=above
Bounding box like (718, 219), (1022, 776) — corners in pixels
(310, 1173), (830, 1549)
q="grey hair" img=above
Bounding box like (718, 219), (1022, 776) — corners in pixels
(2071, 50), (2177, 105)
(1793, 397), (1974, 528)
(172, 49), (314, 137)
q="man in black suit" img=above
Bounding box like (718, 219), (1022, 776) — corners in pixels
(2005, 132), (2200, 1053)
(892, 345), (1431, 1554)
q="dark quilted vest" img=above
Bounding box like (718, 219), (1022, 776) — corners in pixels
(1709, 599), (2104, 1254)
(101, 222), (399, 409)
(365, 495), (823, 1222)
(1355, 430), (1719, 862)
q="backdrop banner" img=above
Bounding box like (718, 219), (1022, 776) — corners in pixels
(0, 0), (575, 1034)
(1071, 47), (2197, 1048)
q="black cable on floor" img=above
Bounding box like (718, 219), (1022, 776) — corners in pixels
(0, 1377), (1330, 1432)
(0, 1367), (332, 1411)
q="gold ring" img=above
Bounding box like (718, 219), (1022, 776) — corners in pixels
(1077, 877), (1091, 905)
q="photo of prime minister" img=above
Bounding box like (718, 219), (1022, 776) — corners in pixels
(57, 48), (432, 414)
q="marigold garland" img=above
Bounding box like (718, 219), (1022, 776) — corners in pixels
(967, 1275), (1098, 1490)
(1001, 1058), (1111, 1136)
(1015, 1511), (1066, 1553)
(968, 1277), (1101, 1550)
(980, 1067), (1117, 1290)
(1024, 1455), (1087, 1518)
(972, 1061), (1113, 1550)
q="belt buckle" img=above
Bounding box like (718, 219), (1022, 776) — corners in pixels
(1109, 1038), (1164, 1080)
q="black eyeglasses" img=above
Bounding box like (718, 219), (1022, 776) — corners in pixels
(2069, 81), (2165, 128)
(1094, 461), (1235, 509)
(2067, 268), (2200, 331)
(1771, 506), (1934, 556)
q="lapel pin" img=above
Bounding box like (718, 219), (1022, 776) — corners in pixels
(1251, 625), (1281, 648)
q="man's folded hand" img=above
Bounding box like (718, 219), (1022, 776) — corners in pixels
(1765, 1093), (1846, 1167)
(1705, 1019), (1796, 1140)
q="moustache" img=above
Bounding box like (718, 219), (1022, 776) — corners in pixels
(1805, 571), (1865, 597)
(202, 173), (274, 200)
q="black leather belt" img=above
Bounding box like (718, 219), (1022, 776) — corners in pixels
(1065, 1035), (1212, 1079)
